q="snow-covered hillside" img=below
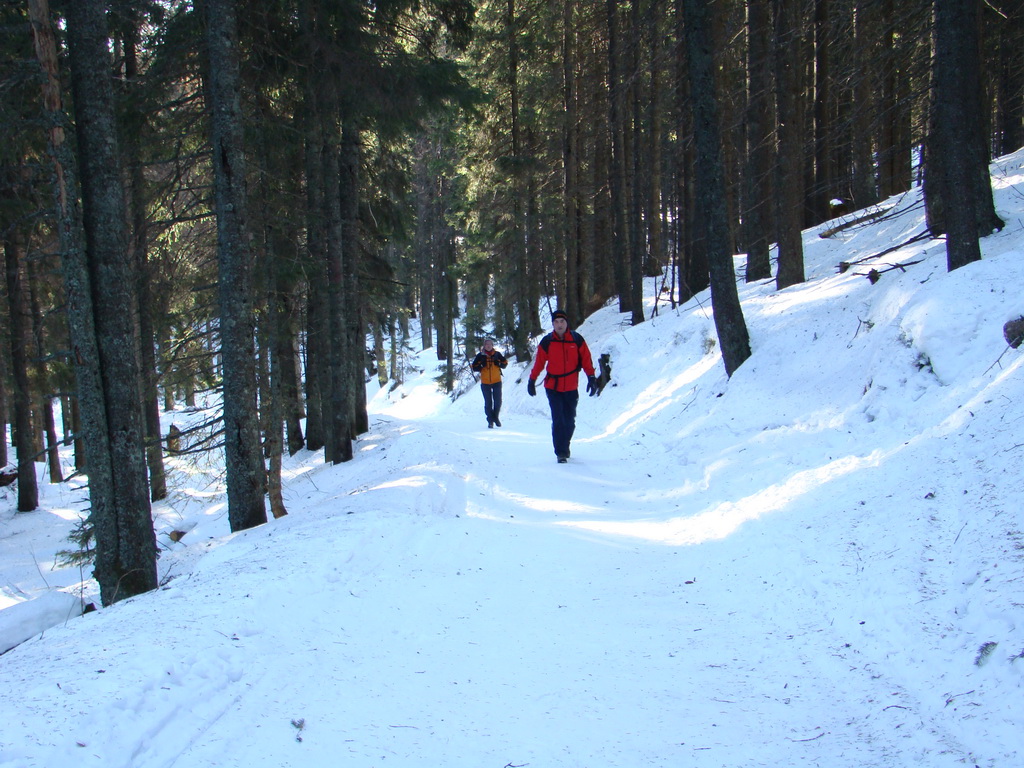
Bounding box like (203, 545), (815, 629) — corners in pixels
(2, 151), (1024, 767)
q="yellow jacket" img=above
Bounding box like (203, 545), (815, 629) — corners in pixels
(471, 349), (508, 385)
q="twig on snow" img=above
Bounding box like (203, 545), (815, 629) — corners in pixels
(953, 522), (968, 546)
(857, 259), (925, 284)
(983, 344), (1017, 375)
(837, 229), (933, 273)
(787, 732), (826, 743)
(944, 690), (976, 706)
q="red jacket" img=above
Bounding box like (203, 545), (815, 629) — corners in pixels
(529, 330), (596, 392)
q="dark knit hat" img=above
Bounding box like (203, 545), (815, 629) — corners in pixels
(552, 309), (568, 322)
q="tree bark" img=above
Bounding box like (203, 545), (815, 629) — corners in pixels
(507, 0), (533, 357)
(646, 0), (666, 280)
(27, 259), (62, 483)
(850, 0), (878, 208)
(743, 0), (773, 281)
(562, 0), (583, 324)
(204, 0), (268, 528)
(682, 0), (751, 377)
(3, 232), (39, 511)
(810, 0), (832, 225)
(340, 122), (368, 437)
(321, 79), (354, 464)
(64, 0), (158, 603)
(997, 0), (1024, 155)
(28, 0), (89, 483)
(607, 0), (631, 313)
(123, 14), (167, 502)
(280, 288), (305, 455)
(0, 332), (8, 469)
(300, 10), (326, 453)
(774, 0), (807, 290)
(628, 0), (645, 325)
(673, 0), (707, 303)
(877, 0), (912, 198)
(932, 0), (983, 270)
(263, 290), (287, 519)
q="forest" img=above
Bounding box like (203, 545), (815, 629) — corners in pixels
(0, 0), (1019, 605)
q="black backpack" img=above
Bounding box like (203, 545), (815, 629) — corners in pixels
(539, 331), (585, 381)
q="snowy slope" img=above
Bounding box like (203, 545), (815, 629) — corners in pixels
(1, 151), (1023, 767)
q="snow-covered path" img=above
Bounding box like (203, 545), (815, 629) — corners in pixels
(2, 404), (978, 768)
(149, 406), (966, 768)
(7, 156), (1024, 766)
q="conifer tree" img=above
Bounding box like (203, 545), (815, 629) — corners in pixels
(64, 0), (158, 603)
(204, 0), (268, 529)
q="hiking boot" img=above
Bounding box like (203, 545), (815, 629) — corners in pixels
(487, 421), (494, 428)
(557, 455), (568, 464)
(493, 417), (502, 427)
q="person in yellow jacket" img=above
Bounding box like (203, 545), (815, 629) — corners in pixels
(470, 338), (508, 428)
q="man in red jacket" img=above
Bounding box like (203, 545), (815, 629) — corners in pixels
(527, 309), (599, 463)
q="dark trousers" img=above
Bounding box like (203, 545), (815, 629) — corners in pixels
(545, 388), (579, 457)
(482, 382), (502, 423)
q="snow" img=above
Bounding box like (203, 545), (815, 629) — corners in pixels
(3, 151), (1024, 767)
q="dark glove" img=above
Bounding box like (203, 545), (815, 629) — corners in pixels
(586, 375), (598, 396)
(527, 379), (536, 397)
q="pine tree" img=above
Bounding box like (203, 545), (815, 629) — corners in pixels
(64, 0), (158, 603)
(204, 0), (268, 528)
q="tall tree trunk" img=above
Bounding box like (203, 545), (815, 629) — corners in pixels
(321, 80), (353, 463)
(27, 259), (62, 483)
(304, 269), (327, 454)
(204, 0), (268, 528)
(3, 232), (38, 511)
(673, 0), (707, 303)
(811, 0), (832, 225)
(851, 0), (878, 208)
(300, 20), (326, 453)
(264, 290), (288, 519)
(997, 0), (1024, 154)
(744, 0), (773, 281)
(607, 0), (631, 312)
(159, 333), (175, 412)
(411, 135), (435, 351)
(65, 0), (158, 603)
(682, 0), (751, 377)
(28, 0), (87, 480)
(525, 145), (542, 334)
(437, 200), (457, 393)
(646, 0), (665, 280)
(340, 122), (368, 437)
(373, 314), (388, 388)
(280, 288), (305, 455)
(591, 93), (615, 303)
(931, 0), (983, 270)
(0, 335), (8, 468)
(507, 0), (533, 355)
(123, 16), (166, 502)
(70, 396), (84, 471)
(774, 0), (807, 290)
(627, 0), (645, 325)
(251, 121), (289, 517)
(562, 0), (583, 324)
(877, 0), (912, 198)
